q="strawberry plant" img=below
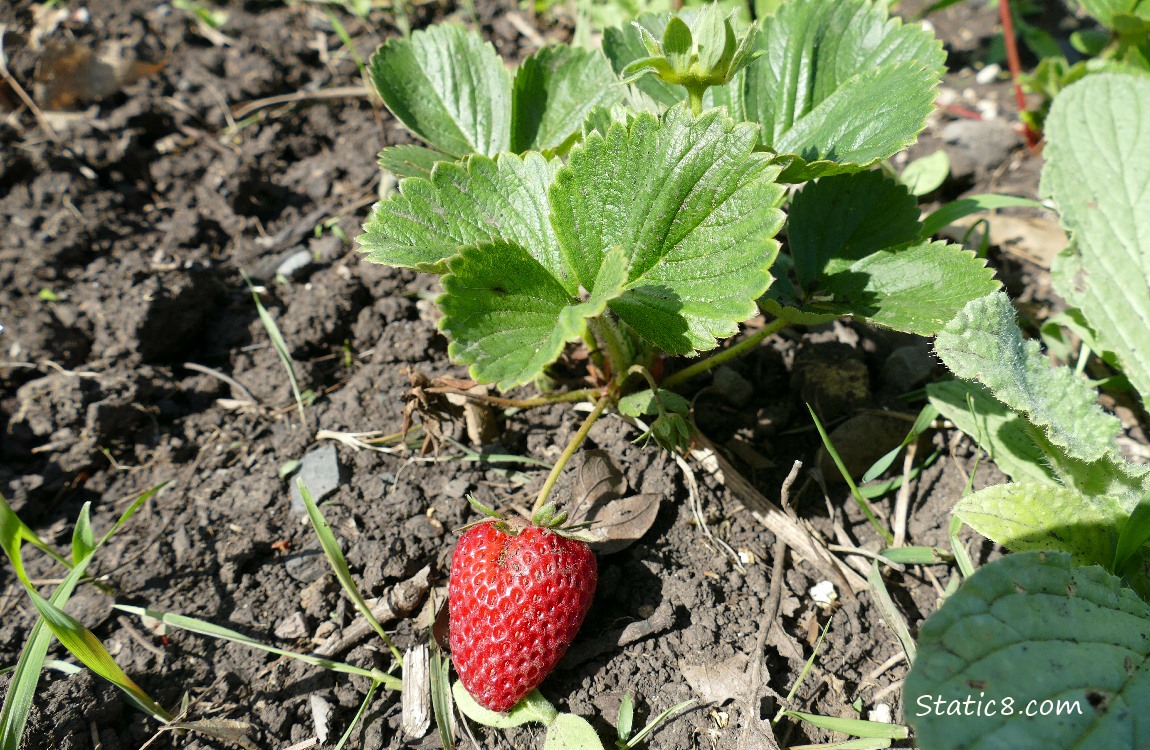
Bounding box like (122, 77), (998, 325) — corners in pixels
(356, 0), (1008, 735)
(907, 73), (1150, 749)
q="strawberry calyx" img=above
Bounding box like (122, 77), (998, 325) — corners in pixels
(460, 495), (599, 543)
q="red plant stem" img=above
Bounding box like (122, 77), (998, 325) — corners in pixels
(998, 0), (1040, 147)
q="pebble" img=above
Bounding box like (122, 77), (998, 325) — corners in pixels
(289, 444), (342, 514)
(285, 551), (326, 583)
(882, 344), (935, 393)
(275, 249), (313, 280)
(975, 63), (1001, 84)
(712, 366), (754, 408)
(274, 611), (308, 639)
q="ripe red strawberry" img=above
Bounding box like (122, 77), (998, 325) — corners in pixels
(449, 519), (597, 712)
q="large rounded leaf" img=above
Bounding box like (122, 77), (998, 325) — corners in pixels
(1042, 75), (1150, 409)
(906, 551), (1150, 750)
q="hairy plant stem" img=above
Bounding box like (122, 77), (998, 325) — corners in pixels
(687, 85), (705, 116)
(662, 317), (787, 389)
(424, 386), (599, 410)
(627, 364), (666, 408)
(588, 315), (630, 383)
(531, 392), (612, 516)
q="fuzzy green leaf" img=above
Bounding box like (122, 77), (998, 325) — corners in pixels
(544, 713), (606, 749)
(377, 145), (453, 179)
(369, 25), (511, 158)
(906, 551), (1150, 750)
(359, 153), (561, 275)
(1042, 75), (1150, 407)
(936, 291), (1121, 462)
(787, 170), (921, 289)
(452, 682), (558, 727)
(927, 381), (1057, 486)
(955, 483), (1125, 568)
(441, 243), (628, 389)
(511, 45), (623, 153)
(747, 0), (944, 181)
(818, 241), (1000, 334)
(774, 240), (999, 335)
(551, 107), (785, 355)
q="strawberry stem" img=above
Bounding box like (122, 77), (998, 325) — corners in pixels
(424, 385), (601, 410)
(532, 392), (612, 516)
(661, 316), (786, 389)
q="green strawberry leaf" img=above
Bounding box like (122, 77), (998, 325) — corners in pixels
(927, 380), (1058, 486)
(618, 388), (690, 416)
(955, 483), (1125, 569)
(746, 0), (944, 182)
(364, 107), (783, 388)
(452, 682), (559, 727)
(928, 379), (1150, 513)
(786, 170), (921, 289)
(769, 240), (1000, 336)
(1042, 75), (1150, 409)
(511, 45), (623, 153)
(551, 106), (785, 355)
(440, 244), (628, 389)
(935, 291), (1122, 464)
(906, 551), (1150, 750)
(369, 25), (512, 158)
(359, 153), (561, 275)
(377, 144), (454, 180)
(543, 713), (606, 749)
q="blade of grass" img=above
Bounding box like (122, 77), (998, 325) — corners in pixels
(428, 596), (455, 750)
(919, 194), (1043, 239)
(808, 405), (893, 544)
(324, 7), (366, 76)
(780, 710), (907, 740)
(242, 272), (307, 429)
(297, 479), (404, 665)
(948, 515), (975, 579)
(866, 561), (916, 663)
(787, 738), (892, 749)
(625, 699), (694, 749)
(775, 618), (833, 722)
(113, 605), (402, 690)
(334, 679), (380, 750)
(859, 404), (938, 483)
(71, 503), (96, 564)
(0, 492), (73, 586)
(23, 588), (170, 721)
(0, 482), (167, 750)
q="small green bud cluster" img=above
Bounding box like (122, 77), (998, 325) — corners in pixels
(621, 6), (761, 112)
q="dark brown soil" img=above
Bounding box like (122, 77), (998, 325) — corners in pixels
(0, 0), (1069, 748)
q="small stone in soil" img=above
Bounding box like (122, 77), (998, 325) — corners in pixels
(712, 366), (754, 407)
(274, 611), (308, 639)
(289, 444), (342, 514)
(275, 249), (313, 280)
(882, 344), (935, 393)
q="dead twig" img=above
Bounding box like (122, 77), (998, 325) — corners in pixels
(313, 566), (431, 657)
(676, 453), (746, 573)
(892, 440), (918, 548)
(691, 436), (867, 595)
(737, 538), (787, 750)
(182, 362), (259, 406)
(559, 600), (675, 669)
(231, 85), (368, 120)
